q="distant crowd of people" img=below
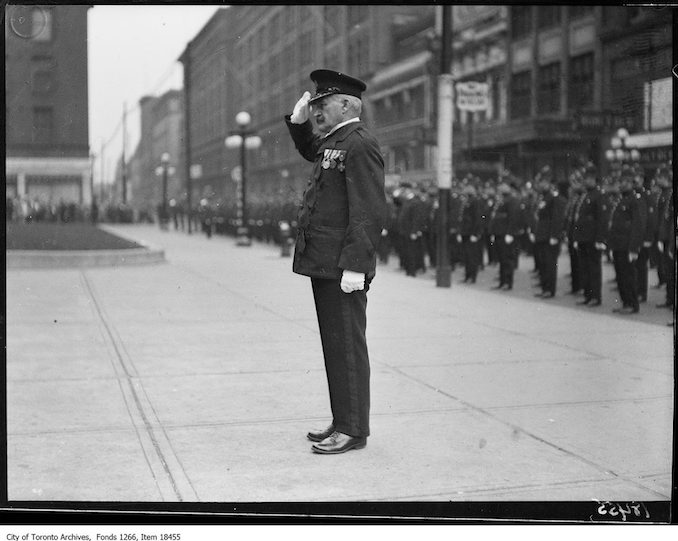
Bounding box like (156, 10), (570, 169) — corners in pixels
(378, 161), (674, 315)
(6, 196), (98, 224)
(8, 160), (674, 316)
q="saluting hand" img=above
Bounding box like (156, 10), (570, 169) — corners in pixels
(291, 91), (311, 124)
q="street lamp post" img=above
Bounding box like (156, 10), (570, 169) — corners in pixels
(605, 128), (641, 173)
(155, 152), (175, 230)
(225, 111), (262, 247)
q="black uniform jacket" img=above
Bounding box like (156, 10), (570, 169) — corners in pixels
(489, 195), (521, 237)
(285, 116), (387, 280)
(534, 191), (567, 242)
(573, 186), (607, 244)
(607, 190), (646, 253)
(460, 196), (483, 237)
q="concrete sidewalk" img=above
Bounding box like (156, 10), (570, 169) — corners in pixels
(5, 224), (674, 503)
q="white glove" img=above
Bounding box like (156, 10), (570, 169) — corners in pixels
(629, 252), (639, 262)
(643, 241), (652, 248)
(341, 270), (365, 293)
(470, 235), (478, 243)
(290, 91), (311, 124)
(490, 235), (495, 243)
(381, 229), (388, 237)
(549, 237), (559, 246)
(529, 233), (536, 243)
(456, 234), (462, 243)
(505, 234), (514, 244)
(573, 241), (578, 249)
(595, 242), (606, 251)
(658, 241), (664, 253)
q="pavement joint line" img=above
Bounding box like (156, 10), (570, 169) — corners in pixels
(382, 363), (627, 473)
(80, 270), (199, 502)
(171, 261), (322, 335)
(383, 364), (672, 500)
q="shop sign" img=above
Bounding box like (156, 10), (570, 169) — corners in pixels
(573, 110), (637, 132)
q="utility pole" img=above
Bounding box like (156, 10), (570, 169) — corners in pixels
(121, 102), (128, 205)
(100, 139), (105, 203)
(436, 4), (453, 288)
(182, 43), (193, 234)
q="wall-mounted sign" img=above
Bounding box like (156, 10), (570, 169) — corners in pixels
(455, 81), (489, 112)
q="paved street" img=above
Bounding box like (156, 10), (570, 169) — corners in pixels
(6, 223), (674, 503)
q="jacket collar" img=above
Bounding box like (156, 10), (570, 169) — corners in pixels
(323, 119), (362, 143)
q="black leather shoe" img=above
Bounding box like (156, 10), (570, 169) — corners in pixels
(656, 302), (674, 309)
(307, 424), (335, 443)
(587, 299), (602, 307)
(491, 284), (505, 290)
(541, 292), (555, 299)
(577, 298), (592, 305)
(619, 306), (639, 314)
(312, 432), (366, 454)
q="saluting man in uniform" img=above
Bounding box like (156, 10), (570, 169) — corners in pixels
(285, 69), (387, 454)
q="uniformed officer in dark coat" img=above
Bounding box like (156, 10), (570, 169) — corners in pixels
(533, 172), (568, 298)
(564, 175), (585, 296)
(655, 167), (674, 309)
(572, 164), (608, 306)
(285, 69), (387, 454)
(606, 167), (647, 314)
(633, 170), (656, 303)
(489, 182), (521, 290)
(459, 184), (483, 283)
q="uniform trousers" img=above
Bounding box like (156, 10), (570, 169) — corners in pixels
(495, 237), (518, 287)
(577, 242), (602, 302)
(661, 250), (675, 306)
(568, 241), (581, 293)
(612, 250), (639, 310)
(311, 277), (371, 438)
(462, 236), (481, 281)
(635, 247), (650, 300)
(536, 241), (560, 295)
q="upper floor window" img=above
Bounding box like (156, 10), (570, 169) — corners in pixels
(568, 53), (594, 111)
(510, 70), (532, 119)
(512, 6), (532, 40)
(348, 5), (368, 27)
(537, 6), (561, 29)
(537, 62), (561, 114)
(568, 5), (594, 20)
(32, 106), (54, 144)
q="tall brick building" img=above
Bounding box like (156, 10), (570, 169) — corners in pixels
(5, 4), (92, 205)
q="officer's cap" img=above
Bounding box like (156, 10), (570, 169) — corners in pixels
(309, 69), (367, 104)
(497, 182), (511, 194)
(619, 165), (634, 181)
(656, 166), (670, 178)
(582, 164), (598, 180)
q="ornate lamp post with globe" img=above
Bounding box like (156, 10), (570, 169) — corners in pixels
(605, 128), (640, 175)
(225, 112), (262, 246)
(155, 152), (175, 230)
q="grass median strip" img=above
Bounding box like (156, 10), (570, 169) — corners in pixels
(7, 222), (144, 251)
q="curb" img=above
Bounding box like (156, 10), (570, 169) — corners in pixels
(6, 246), (166, 269)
